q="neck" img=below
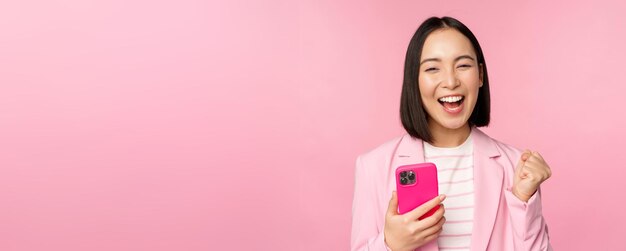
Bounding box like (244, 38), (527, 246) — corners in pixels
(428, 122), (471, 147)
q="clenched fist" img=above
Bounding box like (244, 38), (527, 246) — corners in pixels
(512, 150), (552, 202)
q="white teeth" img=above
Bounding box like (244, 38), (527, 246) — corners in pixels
(438, 96), (463, 103)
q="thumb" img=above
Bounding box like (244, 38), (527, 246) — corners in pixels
(386, 191), (398, 216)
(516, 150), (531, 178)
(520, 150), (531, 161)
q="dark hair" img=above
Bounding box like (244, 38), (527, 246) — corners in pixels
(400, 16), (490, 143)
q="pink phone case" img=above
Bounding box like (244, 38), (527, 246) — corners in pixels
(395, 163), (439, 220)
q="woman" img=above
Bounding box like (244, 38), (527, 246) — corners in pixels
(351, 17), (552, 251)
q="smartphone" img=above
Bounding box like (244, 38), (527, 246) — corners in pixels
(395, 163), (440, 220)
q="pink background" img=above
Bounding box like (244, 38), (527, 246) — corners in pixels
(1, 0), (625, 250)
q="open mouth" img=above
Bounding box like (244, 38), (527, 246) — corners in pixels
(438, 95), (465, 111)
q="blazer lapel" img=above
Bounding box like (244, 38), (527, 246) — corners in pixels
(470, 127), (503, 251)
(390, 133), (427, 193)
(392, 134), (425, 165)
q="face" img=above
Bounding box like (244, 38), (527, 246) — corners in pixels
(418, 28), (483, 131)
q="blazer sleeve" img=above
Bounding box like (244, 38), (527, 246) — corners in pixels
(504, 187), (553, 251)
(351, 156), (390, 251)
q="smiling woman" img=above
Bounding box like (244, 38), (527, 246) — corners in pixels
(351, 17), (553, 251)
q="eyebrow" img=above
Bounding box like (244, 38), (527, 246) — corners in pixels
(419, 55), (475, 65)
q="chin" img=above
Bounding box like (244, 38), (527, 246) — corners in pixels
(443, 123), (467, 130)
(436, 117), (470, 130)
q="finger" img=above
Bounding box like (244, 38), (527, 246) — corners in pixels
(420, 215), (446, 237)
(524, 155), (542, 164)
(526, 153), (547, 165)
(406, 194), (446, 220)
(515, 152), (529, 177)
(522, 159), (543, 170)
(413, 201), (445, 227)
(532, 151), (545, 160)
(523, 159), (548, 173)
(422, 224), (444, 243)
(521, 150), (532, 161)
(386, 191), (399, 216)
(523, 162), (551, 179)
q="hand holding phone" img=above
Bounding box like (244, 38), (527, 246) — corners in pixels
(383, 188), (446, 250)
(382, 163), (446, 250)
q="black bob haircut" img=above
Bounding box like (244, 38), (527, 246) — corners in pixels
(400, 16), (490, 143)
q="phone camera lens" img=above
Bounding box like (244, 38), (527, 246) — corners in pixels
(408, 171), (415, 180)
(400, 171), (407, 178)
(400, 177), (408, 185)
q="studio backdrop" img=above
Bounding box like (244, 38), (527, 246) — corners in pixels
(1, 0), (625, 250)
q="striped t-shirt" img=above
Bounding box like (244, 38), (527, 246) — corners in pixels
(423, 134), (474, 251)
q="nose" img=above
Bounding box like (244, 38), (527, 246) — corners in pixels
(441, 69), (460, 89)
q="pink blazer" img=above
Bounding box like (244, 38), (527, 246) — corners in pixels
(351, 127), (552, 251)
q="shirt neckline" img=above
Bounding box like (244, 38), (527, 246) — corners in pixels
(423, 133), (473, 152)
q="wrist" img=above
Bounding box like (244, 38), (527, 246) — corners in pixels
(512, 186), (532, 202)
(383, 240), (393, 251)
(383, 234), (404, 251)
(383, 238), (397, 251)
(383, 229), (394, 251)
